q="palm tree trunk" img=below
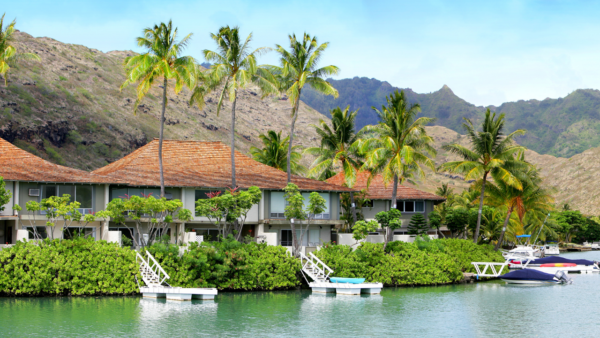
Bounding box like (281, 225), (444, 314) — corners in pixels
(350, 192), (357, 226)
(495, 207), (513, 251)
(473, 172), (488, 244)
(383, 174), (399, 251)
(230, 90), (238, 188)
(287, 90), (302, 183)
(159, 77), (167, 197)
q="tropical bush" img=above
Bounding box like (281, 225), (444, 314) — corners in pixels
(315, 239), (504, 286)
(147, 236), (301, 291)
(0, 238), (139, 296)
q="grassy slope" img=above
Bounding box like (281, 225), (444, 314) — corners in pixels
(0, 31), (326, 171)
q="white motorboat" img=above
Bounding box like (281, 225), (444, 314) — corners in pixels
(502, 245), (541, 260)
(591, 243), (600, 251)
(543, 243), (560, 256)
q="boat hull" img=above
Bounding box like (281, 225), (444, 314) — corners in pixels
(501, 279), (559, 285)
(329, 277), (366, 284)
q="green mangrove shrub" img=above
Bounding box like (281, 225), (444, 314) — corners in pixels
(0, 238), (139, 296)
(147, 236), (301, 291)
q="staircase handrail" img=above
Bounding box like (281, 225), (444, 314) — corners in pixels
(309, 252), (333, 275)
(145, 250), (170, 284)
(299, 252), (326, 281)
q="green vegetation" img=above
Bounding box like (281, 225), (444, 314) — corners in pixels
(147, 237), (301, 290)
(407, 214), (429, 236)
(0, 238), (139, 296)
(315, 239), (503, 286)
(0, 177), (12, 212)
(0, 13), (41, 85)
(43, 140), (66, 165)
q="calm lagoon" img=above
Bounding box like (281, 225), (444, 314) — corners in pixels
(1, 251), (600, 337)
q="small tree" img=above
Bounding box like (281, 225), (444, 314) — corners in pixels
(0, 177), (11, 212)
(339, 190), (370, 232)
(352, 220), (379, 245)
(407, 214), (429, 236)
(105, 195), (192, 248)
(300, 192), (326, 249)
(283, 183), (306, 257)
(428, 210), (445, 238)
(195, 187), (262, 241)
(446, 208), (470, 238)
(374, 209), (402, 250)
(13, 194), (98, 242)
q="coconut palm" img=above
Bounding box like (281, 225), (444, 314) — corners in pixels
(271, 33), (339, 183)
(190, 26), (277, 188)
(305, 106), (362, 224)
(121, 20), (196, 197)
(435, 183), (454, 199)
(249, 130), (306, 175)
(439, 108), (527, 243)
(484, 164), (555, 250)
(0, 13), (41, 85)
(358, 90), (437, 247)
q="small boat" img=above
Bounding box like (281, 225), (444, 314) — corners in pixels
(509, 256), (600, 274)
(543, 242), (560, 256)
(500, 269), (572, 285)
(329, 277), (365, 284)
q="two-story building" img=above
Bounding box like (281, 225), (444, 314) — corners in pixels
(0, 137), (354, 253)
(326, 171), (446, 241)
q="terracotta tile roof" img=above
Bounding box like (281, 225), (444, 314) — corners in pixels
(326, 171), (445, 201)
(0, 137), (120, 184)
(92, 139), (355, 192)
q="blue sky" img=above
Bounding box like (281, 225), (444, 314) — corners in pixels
(5, 0), (600, 106)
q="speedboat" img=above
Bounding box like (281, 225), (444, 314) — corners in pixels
(503, 245), (541, 260)
(508, 256), (600, 274)
(544, 243), (560, 256)
(592, 243), (600, 251)
(500, 269), (572, 285)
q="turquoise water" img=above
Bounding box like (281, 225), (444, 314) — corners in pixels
(2, 251), (600, 337)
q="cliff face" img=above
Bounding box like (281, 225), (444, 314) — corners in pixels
(0, 31), (326, 170)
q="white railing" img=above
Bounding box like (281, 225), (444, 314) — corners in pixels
(136, 250), (170, 286)
(471, 261), (510, 278)
(300, 252), (333, 282)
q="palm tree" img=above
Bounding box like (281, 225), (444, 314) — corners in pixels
(190, 26), (277, 188)
(484, 163), (554, 250)
(121, 20), (196, 197)
(272, 33), (339, 183)
(439, 109), (527, 243)
(359, 90), (437, 247)
(435, 183), (454, 199)
(0, 13), (41, 85)
(249, 130), (306, 175)
(305, 106), (362, 224)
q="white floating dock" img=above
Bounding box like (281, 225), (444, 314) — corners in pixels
(140, 286), (218, 301)
(309, 281), (383, 295)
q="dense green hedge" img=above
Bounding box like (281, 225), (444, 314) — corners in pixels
(0, 238), (139, 296)
(147, 237), (301, 291)
(314, 238), (505, 286)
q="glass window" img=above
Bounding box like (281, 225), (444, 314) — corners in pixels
(271, 192), (286, 214)
(27, 227), (48, 239)
(405, 201), (415, 212)
(128, 188), (143, 197)
(43, 186), (57, 199)
(144, 189), (161, 198)
(296, 230), (308, 246)
(111, 188), (128, 200)
(195, 190), (217, 200)
(415, 201), (424, 212)
(395, 201), (404, 212)
(281, 229), (293, 246)
(76, 186), (93, 209)
(301, 192), (330, 214)
(309, 229), (320, 247)
(59, 186), (75, 202)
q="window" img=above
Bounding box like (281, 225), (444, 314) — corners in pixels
(63, 227), (96, 240)
(40, 185), (94, 214)
(362, 200), (374, 208)
(194, 190), (221, 217)
(26, 227), (48, 239)
(308, 229), (320, 247)
(395, 201), (424, 213)
(270, 192), (286, 218)
(281, 229), (293, 246)
(110, 187), (176, 201)
(192, 229), (221, 242)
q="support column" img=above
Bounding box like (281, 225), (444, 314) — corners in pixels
(101, 220), (109, 241)
(13, 181), (19, 216)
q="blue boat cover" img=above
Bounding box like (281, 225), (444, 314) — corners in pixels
(531, 256), (595, 266)
(500, 269), (556, 281)
(516, 235), (531, 238)
(330, 277), (365, 284)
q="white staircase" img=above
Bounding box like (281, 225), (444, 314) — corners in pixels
(136, 250), (170, 287)
(300, 252), (333, 283)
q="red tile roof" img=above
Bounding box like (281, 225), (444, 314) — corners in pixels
(0, 137), (120, 184)
(92, 139), (355, 192)
(326, 171), (445, 201)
